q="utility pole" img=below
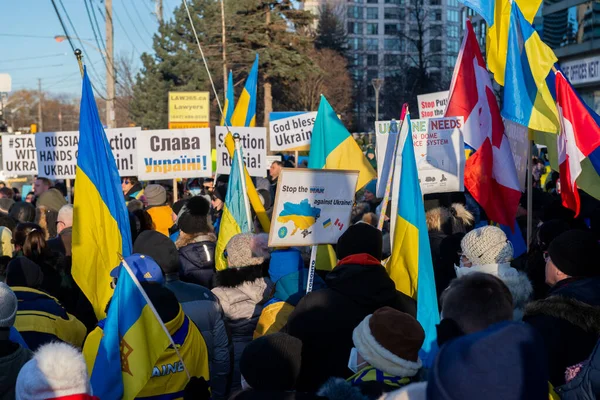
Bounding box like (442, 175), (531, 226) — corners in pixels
(106, 0), (116, 128)
(372, 78), (383, 122)
(155, 0), (163, 24)
(263, 5), (272, 132)
(221, 0), (227, 90)
(37, 78), (43, 132)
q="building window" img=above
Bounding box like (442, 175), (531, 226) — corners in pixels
(384, 54), (402, 66)
(385, 0), (402, 3)
(348, 6), (363, 19)
(366, 38), (379, 50)
(447, 55), (457, 67)
(384, 38), (401, 50)
(447, 39), (459, 52)
(366, 7), (379, 19)
(430, 39), (442, 52)
(448, 10), (459, 23)
(430, 25), (442, 38)
(348, 21), (364, 34)
(367, 0), (378, 3)
(431, 9), (442, 21)
(367, 23), (379, 35)
(349, 37), (364, 50)
(367, 70), (379, 80)
(430, 0), (441, 5)
(367, 54), (378, 66)
(447, 0), (458, 5)
(448, 25), (459, 38)
(384, 7), (403, 19)
(384, 23), (400, 35)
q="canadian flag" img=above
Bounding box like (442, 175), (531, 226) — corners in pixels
(445, 20), (521, 228)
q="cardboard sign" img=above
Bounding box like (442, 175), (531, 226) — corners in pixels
(137, 129), (212, 180)
(417, 91), (449, 119)
(2, 134), (38, 176)
(268, 168), (359, 247)
(216, 127), (267, 177)
(269, 112), (317, 151)
(168, 91), (210, 129)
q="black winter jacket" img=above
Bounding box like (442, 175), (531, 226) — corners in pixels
(178, 235), (216, 289)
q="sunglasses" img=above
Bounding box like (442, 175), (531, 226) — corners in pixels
(122, 180), (130, 185)
(203, 185), (213, 190)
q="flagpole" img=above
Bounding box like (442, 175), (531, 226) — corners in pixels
(527, 131), (533, 251)
(234, 133), (253, 231)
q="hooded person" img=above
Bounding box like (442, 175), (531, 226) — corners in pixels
(15, 342), (97, 400)
(231, 333), (326, 400)
(5, 257), (86, 351)
(145, 184), (176, 237)
(363, 180), (381, 214)
(175, 196), (217, 289)
(286, 223), (417, 392)
(524, 230), (600, 386)
(318, 307), (425, 400)
(122, 176), (144, 203)
(254, 249), (326, 339)
(212, 233), (274, 393)
(0, 282), (32, 400)
(133, 230), (231, 400)
(82, 254), (211, 399)
(456, 225), (533, 320)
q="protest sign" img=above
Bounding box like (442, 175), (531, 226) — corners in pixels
(266, 155), (282, 169)
(2, 134), (38, 176)
(106, 127), (141, 177)
(216, 127), (267, 177)
(417, 91), (449, 119)
(168, 91), (210, 129)
(269, 112), (317, 151)
(268, 168), (359, 247)
(137, 129), (212, 180)
(375, 119), (401, 197)
(35, 131), (79, 179)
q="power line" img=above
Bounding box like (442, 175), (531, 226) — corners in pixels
(84, 0), (107, 61)
(129, 0), (154, 38)
(0, 53), (68, 64)
(0, 33), (93, 40)
(118, 0), (151, 45)
(112, 4), (142, 56)
(2, 64), (65, 72)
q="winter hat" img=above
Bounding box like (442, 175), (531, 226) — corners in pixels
(427, 321), (548, 400)
(547, 230), (600, 278)
(172, 199), (187, 216)
(0, 282), (17, 328)
(6, 257), (44, 289)
(145, 184), (167, 207)
(36, 188), (67, 212)
(110, 254), (164, 284)
(178, 196), (211, 234)
(461, 226), (513, 265)
(268, 249), (305, 283)
(133, 230), (180, 275)
(353, 307), (424, 377)
(365, 179), (377, 195)
(16, 342), (98, 400)
(257, 189), (272, 211)
(213, 185), (227, 203)
(0, 198), (14, 214)
(226, 233), (270, 268)
(240, 332), (303, 391)
(336, 222), (383, 261)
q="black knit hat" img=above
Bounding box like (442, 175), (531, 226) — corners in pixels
(133, 230), (180, 275)
(178, 196), (211, 235)
(336, 222), (383, 261)
(548, 230), (600, 278)
(213, 185), (227, 203)
(240, 333), (302, 391)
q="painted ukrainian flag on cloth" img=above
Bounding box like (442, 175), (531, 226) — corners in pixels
(72, 67), (132, 319)
(387, 113), (439, 367)
(221, 70), (234, 126)
(89, 255), (171, 399)
(215, 147), (251, 271)
(308, 95), (376, 190)
(231, 54), (258, 127)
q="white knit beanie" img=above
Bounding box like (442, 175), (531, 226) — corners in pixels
(16, 342), (92, 400)
(461, 226), (514, 265)
(0, 282), (17, 328)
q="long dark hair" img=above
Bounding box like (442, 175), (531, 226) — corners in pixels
(13, 223), (51, 263)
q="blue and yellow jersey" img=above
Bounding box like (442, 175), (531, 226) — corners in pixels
(12, 286), (87, 350)
(348, 366), (413, 390)
(84, 307), (210, 400)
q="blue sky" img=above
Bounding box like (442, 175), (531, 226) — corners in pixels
(0, 0), (180, 97)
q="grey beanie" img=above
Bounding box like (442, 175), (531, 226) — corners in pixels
(145, 184), (167, 207)
(0, 282), (18, 328)
(226, 233), (270, 268)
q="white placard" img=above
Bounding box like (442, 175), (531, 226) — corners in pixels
(35, 131), (79, 179)
(106, 127), (140, 177)
(137, 129), (212, 180)
(2, 134), (37, 176)
(268, 168), (359, 247)
(216, 126), (267, 177)
(266, 155), (283, 169)
(417, 91), (449, 119)
(269, 112), (317, 151)
(561, 56), (600, 86)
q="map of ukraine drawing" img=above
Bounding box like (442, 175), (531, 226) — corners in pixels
(277, 199), (321, 236)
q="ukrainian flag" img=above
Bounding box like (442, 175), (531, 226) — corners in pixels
(308, 95), (376, 190)
(221, 70), (234, 126)
(72, 67), (132, 319)
(387, 113), (439, 367)
(89, 255), (171, 399)
(501, 2), (560, 134)
(231, 54), (258, 127)
(215, 146), (251, 271)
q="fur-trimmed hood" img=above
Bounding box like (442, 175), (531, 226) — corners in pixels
(525, 295), (600, 334)
(214, 264), (269, 288)
(317, 378), (369, 400)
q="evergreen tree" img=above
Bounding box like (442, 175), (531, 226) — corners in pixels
(315, 4), (347, 54)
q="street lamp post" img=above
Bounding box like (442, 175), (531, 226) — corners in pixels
(372, 78), (383, 122)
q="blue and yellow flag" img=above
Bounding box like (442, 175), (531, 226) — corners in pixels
(387, 113), (439, 367)
(221, 70), (234, 126)
(215, 146), (251, 271)
(72, 67), (132, 319)
(89, 255), (171, 399)
(231, 55), (258, 127)
(308, 95), (376, 190)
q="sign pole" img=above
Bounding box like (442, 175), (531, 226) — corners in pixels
(66, 179), (72, 203)
(173, 179), (178, 203)
(306, 245), (318, 294)
(295, 150), (299, 168)
(234, 133), (253, 231)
